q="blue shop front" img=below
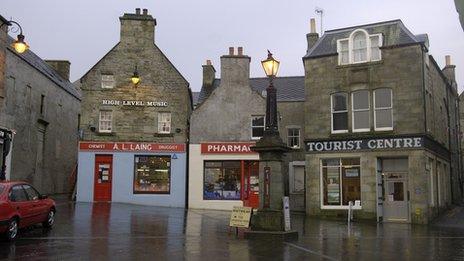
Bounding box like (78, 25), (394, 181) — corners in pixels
(76, 141), (186, 207)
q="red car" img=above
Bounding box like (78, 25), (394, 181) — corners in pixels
(0, 181), (56, 241)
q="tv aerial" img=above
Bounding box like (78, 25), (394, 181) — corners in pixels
(315, 7), (324, 34)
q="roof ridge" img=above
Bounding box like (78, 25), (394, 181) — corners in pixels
(324, 19), (403, 33)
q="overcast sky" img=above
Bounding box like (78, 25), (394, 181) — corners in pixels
(2, 0), (463, 92)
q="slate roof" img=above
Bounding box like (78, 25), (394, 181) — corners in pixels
(197, 76), (305, 105)
(304, 19), (425, 59)
(192, 92), (200, 106)
(6, 36), (81, 99)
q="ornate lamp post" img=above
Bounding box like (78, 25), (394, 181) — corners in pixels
(1, 20), (30, 54)
(247, 51), (297, 240)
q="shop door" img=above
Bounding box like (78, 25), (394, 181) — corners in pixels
(243, 161), (259, 209)
(289, 164), (305, 212)
(383, 173), (409, 222)
(94, 155), (113, 202)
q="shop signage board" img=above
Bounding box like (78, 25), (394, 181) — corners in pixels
(306, 136), (423, 153)
(283, 196), (291, 232)
(229, 206), (253, 228)
(101, 99), (168, 107)
(79, 142), (185, 153)
(201, 142), (257, 154)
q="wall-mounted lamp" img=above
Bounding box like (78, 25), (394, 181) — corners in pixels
(1, 20), (30, 54)
(131, 65), (140, 86)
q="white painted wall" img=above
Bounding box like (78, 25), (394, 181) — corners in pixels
(188, 144), (259, 210)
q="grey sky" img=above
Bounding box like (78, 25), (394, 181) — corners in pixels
(2, 0), (463, 92)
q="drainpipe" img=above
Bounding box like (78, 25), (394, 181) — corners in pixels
(421, 47), (428, 134)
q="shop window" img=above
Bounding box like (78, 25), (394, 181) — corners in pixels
(203, 161), (241, 200)
(287, 128), (300, 149)
(158, 112), (171, 134)
(352, 90), (370, 132)
(134, 155), (170, 194)
(331, 93), (348, 133)
(374, 88), (393, 130)
(321, 158), (360, 206)
(251, 115), (265, 140)
(101, 74), (115, 89)
(99, 110), (112, 133)
(337, 29), (382, 65)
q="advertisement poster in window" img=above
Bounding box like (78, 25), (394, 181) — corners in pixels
(203, 161), (241, 200)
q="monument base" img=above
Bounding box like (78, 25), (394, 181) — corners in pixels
(247, 209), (299, 241)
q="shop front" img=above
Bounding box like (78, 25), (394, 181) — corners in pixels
(77, 141), (186, 207)
(188, 142), (260, 210)
(306, 135), (452, 224)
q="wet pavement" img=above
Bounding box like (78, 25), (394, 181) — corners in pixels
(1, 200), (464, 261)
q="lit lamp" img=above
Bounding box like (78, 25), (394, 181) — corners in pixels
(131, 65), (140, 86)
(260, 50), (280, 135)
(0, 20), (30, 54)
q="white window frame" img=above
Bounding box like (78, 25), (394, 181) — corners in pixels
(331, 93), (349, 134)
(373, 88), (393, 131)
(98, 110), (112, 133)
(351, 90), (370, 132)
(101, 74), (115, 89)
(287, 127), (301, 149)
(251, 115), (265, 140)
(320, 157), (362, 210)
(158, 112), (171, 134)
(336, 29), (383, 65)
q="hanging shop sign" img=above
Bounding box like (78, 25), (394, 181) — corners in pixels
(201, 142), (257, 154)
(229, 206), (252, 228)
(79, 142), (185, 153)
(101, 99), (168, 107)
(306, 136), (423, 153)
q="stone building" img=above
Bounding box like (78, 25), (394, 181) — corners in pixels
(0, 14), (81, 194)
(76, 9), (192, 207)
(303, 19), (461, 224)
(189, 47), (306, 211)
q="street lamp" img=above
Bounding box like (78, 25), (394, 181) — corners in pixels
(260, 50), (280, 135)
(0, 20), (30, 54)
(131, 65), (140, 86)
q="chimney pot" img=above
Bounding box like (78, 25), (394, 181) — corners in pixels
(445, 55), (451, 66)
(135, 8), (141, 15)
(310, 18), (316, 33)
(237, 47), (243, 55)
(206, 60), (212, 66)
(229, 47), (234, 56)
(143, 9), (148, 15)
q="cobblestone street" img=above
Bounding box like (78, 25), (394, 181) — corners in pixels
(1, 200), (464, 260)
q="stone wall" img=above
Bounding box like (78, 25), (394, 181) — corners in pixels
(0, 50), (80, 194)
(79, 10), (191, 144)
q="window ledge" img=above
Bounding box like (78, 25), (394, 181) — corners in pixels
(96, 132), (115, 136)
(321, 205), (362, 210)
(154, 133), (174, 137)
(336, 60), (383, 69)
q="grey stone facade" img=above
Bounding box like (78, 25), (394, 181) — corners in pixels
(0, 14), (81, 194)
(78, 9), (191, 143)
(303, 20), (461, 224)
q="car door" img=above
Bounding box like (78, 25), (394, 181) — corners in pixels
(9, 185), (34, 227)
(22, 184), (47, 224)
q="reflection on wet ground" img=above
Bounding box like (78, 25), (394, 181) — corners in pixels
(1, 202), (464, 260)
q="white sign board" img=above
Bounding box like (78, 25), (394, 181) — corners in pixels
(283, 196), (291, 232)
(229, 206), (252, 228)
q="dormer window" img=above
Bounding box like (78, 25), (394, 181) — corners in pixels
(337, 29), (383, 65)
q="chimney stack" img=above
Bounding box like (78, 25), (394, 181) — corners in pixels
(202, 59), (216, 87)
(306, 18), (319, 52)
(45, 60), (71, 81)
(220, 47), (250, 88)
(442, 55), (457, 91)
(119, 8), (157, 46)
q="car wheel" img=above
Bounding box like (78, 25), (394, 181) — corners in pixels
(42, 210), (55, 228)
(5, 219), (18, 241)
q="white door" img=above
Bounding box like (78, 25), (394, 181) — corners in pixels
(383, 173), (409, 222)
(289, 164), (305, 212)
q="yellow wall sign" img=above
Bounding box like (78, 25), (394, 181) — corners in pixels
(229, 206), (252, 228)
